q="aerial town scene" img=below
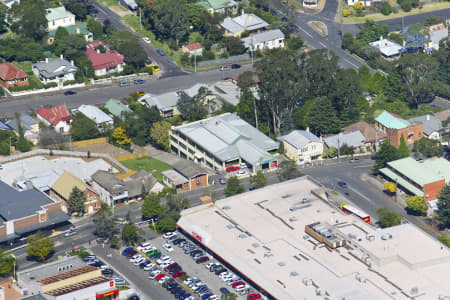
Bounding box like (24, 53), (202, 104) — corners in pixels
(0, 0), (448, 299)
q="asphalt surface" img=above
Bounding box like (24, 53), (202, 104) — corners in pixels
(378, 8), (450, 31)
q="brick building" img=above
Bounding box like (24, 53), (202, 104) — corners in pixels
(375, 111), (423, 147)
(162, 160), (209, 191)
(0, 62), (29, 88)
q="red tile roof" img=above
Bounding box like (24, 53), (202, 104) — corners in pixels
(388, 112), (403, 119)
(0, 62), (28, 81)
(185, 42), (203, 51)
(434, 109), (450, 122)
(38, 104), (71, 126)
(86, 42), (124, 71)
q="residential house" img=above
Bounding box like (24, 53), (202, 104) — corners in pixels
(50, 171), (101, 215)
(278, 130), (323, 164)
(199, 0), (237, 14)
(123, 170), (164, 201)
(169, 113), (279, 172)
(86, 42), (125, 77)
(7, 114), (40, 144)
(0, 180), (68, 244)
(347, 0), (375, 6)
(343, 121), (387, 150)
(120, 0), (138, 11)
(32, 56), (78, 84)
(369, 37), (403, 58)
(0, 120), (13, 131)
(37, 104), (72, 133)
(46, 6), (75, 31)
(428, 24), (448, 51)
(47, 23), (93, 44)
(162, 161), (209, 191)
(105, 98), (132, 120)
(2, 0), (20, 9)
(77, 104), (114, 131)
(408, 114), (443, 140)
(211, 80), (241, 106)
(434, 109), (450, 122)
(91, 170), (128, 207)
(242, 29), (285, 51)
(323, 131), (366, 151)
(375, 111), (423, 147)
(138, 92), (180, 118)
(221, 13), (268, 37)
(379, 157), (450, 208)
(182, 42), (204, 56)
(0, 62), (28, 88)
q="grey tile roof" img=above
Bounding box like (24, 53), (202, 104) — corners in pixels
(32, 58), (78, 78)
(242, 29), (285, 47)
(7, 114), (38, 132)
(162, 170), (188, 185)
(173, 160), (208, 178)
(323, 131), (365, 149)
(124, 170), (158, 198)
(278, 130), (320, 149)
(408, 115), (443, 136)
(0, 181), (54, 221)
(232, 14), (268, 31)
(221, 17), (244, 35)
(183, 84), (209, 98)
(139, 92), (179, 111)
(91, 170), (127, 193)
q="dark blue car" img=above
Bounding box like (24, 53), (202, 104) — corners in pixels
(121, 247), (134, 256)
(156, 48), (166, 56)
(220, 288), (230, 294)
(134, 79), (146, 84)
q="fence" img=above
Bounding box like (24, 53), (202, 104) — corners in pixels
(115, 151), (148, 162)
(198, 54), (251, 68)
(8, 83), (85, 97)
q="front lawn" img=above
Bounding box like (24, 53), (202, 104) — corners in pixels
(121, 157), (172, 181)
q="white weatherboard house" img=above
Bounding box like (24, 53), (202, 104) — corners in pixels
(278, 130), (323, 164)
(242, 29), (285, 51)
(77, 104), (114, 131)
(46, 6), (75, 31)
(369, 37), (403, 58)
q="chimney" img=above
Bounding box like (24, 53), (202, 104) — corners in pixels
(426, 114), (430, 121)
(71, 60), (74, 66)
(96, 49), (100, 53)
(60, 54), (63, 60)
(242, 9), (244, 16)
(45, 58), (48, 63)
(306, 127), (310, 132)
(76, 27), (80, 34)
(380, 35), (383, 41)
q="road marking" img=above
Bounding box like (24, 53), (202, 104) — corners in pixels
(353, 164), (373, 168)
(343, 58), (359, 69)
(296, 25), (313, 38)
(319, 42), (327, 48)
(348, 185), (375, 206)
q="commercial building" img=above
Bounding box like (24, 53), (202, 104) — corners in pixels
(278, 130), (323, 164)
(32, 56), (78, 84)
(379, 157), (450, 206)
(162, 160), (209, 191)
(77, 104), (114, 131)
(221, 13), (268, 37)
(375, 110), (423, 147)
(177, 177), (450, 300)
(91, 170), (128, 207)
(46, 6), (75, 31)
(0, 62), (29, 88)
(241, 29), (285, 51)
(37, 104), (72, 133)
(169, 113), (279, 172)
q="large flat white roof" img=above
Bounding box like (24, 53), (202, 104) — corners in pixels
(178, 177), (450, 300)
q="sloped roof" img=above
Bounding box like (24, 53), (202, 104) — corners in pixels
(0, 120), (13, 130)
(51, 171), (88, 200)
(78, 104), (113, 124)
(199, 0), (236, 10)
(105, 98), (132, 119)
(7, 114), (38, 132)
(278, 130), (320, 149)
(37, 104), (71, 126)
(32, 58), (78, 78)
(173, 160), (208, 178)
(323, 131), (365, 149)
(46, 6), (74, 22)
(408, 115), (443, 136)
(343, 121), (387, 143)
(91, 170), (126, 193)
(124, 170), (158, 198)
(242, 29), (285, 47)
(86, 43), (124, 70)
(433, 109), (450, 122)
(221, 14), (268, 34)
(139, 92), (179, 111)
(375, 111), (410, 130)
(48, 23), (91, 37)
(0, 62), (28, 81)
(184, 42), (203, 51)
(386, 157), (445, 187)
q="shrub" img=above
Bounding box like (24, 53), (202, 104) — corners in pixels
(343, 9), (351, 17)
(380, 2), (392, 15)
(138, 66), (153, 74)
(43, 82), (58, 89)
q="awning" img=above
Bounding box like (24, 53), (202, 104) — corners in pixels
(96, 287), (119, 298)
(15, 211), (70, 235)
(379, 168), (424, 196)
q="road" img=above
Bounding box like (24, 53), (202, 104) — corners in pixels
(378, 8), (450, 31)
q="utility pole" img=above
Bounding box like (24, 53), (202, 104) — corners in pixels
(139, 8), (142, 31)
(337, 134), (341, 163)
(401, 16), (404, 30)
(9, 136), (11, 155)
(194, 54), (197, 73)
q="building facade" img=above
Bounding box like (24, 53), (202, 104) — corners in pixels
(278, 130), (323, 164)
(0, 62), (29, 88)
(46, 6), (75, 31)
(242, 29), (285, 51)
(37, 104), (72, 134)
(91, 171), (129, 207)
(375, 111), (423, 147)
(32, 56), (78, 84)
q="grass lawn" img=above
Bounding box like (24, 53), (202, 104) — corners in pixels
(98, 0), (127, 12)
(12, 61), (33, 74)
(121, 157), (172, 181)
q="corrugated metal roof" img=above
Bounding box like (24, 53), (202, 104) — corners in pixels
(386, 157), (443, 186)
(278, 130), (320, 149)
(51, 171), (88, 200)
(242, 29), (284, 47)
(323, 131), (365, 149)
(375, 111), (410, 129)
(379, 168), (424, 196)
(408, 115), (442, 136)
(78, 104), (113, 125)
(422, 158), (450, 183)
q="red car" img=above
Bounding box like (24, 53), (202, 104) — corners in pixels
(226, 166), (240, 172)
(172, 271), (186, 278)
(248, 293), (261, 300)
(232, 281), (245, 288)
(195, 256), (209, 264)
(165, 263), (179, 271)
(155, 273), (165, 281)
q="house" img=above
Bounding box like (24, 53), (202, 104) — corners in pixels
(105, 98), (132, 120)
(32, 56), (78, 84)
(0, 62), (29, 88)
(210, 80), (241, 106)
(50, 171), (101, 215)
(343, 121), (387, 149)
(428, 24), (448, 50)
(347, 0), (374, 6)
(199, 0), (237, 14)
(77, 104), (113, 131)
(123, 170), (164, 201)
(7, 114), (40, 144)
(37, 104), (72, 133)
(120, 0), (138, 11)
(45, 6), (75, 31)
(182, 42), (204, 56)
(0, 120), (13, 131)
(47, 23), (93, 44)
(408, 114), (443, 140)
(375, 111), (423, 147)
(91, 170), (128, 207)
(86, 42), (125, 77)
(434, 109), (450, 122)
(170, 113), (279, 172)
(221, 13), (268, 37)
(1, 0), (20, 9)
(0, 180), (68, 244)
(278, 130), (323, 164)
(323, 131), (366, 151)
(379, 157), (450, 207)
(369, 37), (403, 58)
(138, 92), (180, 118)
(242, 29), (285, 51)
(162, 161), (209, 191)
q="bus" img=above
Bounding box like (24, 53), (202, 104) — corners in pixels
(341, 204), (370, 224)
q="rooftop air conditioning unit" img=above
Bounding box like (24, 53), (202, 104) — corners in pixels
(439, 295), (450, 300)
(303, 278), (312, 286)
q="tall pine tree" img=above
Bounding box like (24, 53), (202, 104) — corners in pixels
(306, 97), (340, 135)
(398, 134), (410, 158)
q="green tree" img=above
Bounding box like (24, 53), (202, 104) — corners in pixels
(8, 0), (47, 41)
(294, 99), (314, 129)
(125, 105), (162, 146)
(71, 113), (101, 141)
(87, 17), (104, 40)
(0, 10), (7, 34)
(26, 231), (54, 261)
(250, 170), (268, 190)
(398, 134), (410, 158)
(358, 20), (389, 43)
(225, 37), (246, 55)
(176, 88), (208, 122)
(225, 176), (245, 196)
(122, 224), (143, 245)
(412, 138), (444, 158)
(142, 193), (166, 218)
(64, 0), (88, 20)
(376, 207), (402, 228)
(405, 196), (428, 215)
(93, 204), (119, 239)
(166, 194), (190, 214)
(424, 16), (444, 26)
(67, 187), (87, 214)
(287, 36), (304, 50)
(119, 40), (147, 69)
(221, 293), (238, 300)
(278, 160), (301, 181)
(156, 217), (177, 233)
(110, 236), (121, 249)
(380, 2), (392, 15)
(373, 140), (399, 173)
(0, 249), (16, 276)
(438, 235), (450, 248)
(150, 121), (171, 151)
(437, 184), (450, 229)
(306, 97), (340, 135)
(54, 27), (69, 41)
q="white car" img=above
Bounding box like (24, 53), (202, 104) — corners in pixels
(236, 170), (248, 177)
(156, 255), (171, 264)
(240, 162), (247, 169)
(209, 296), (218, 300)
(205, 263), (216, 269)
(129, 255), (142, 262)
(142, 37), (151, 43)
(144, 263), (155, 271)
(137, 242), (152, 251)
(133, 257), (145, 265)
(64, 229), (76, 237)
(162, 243), (174, 252)
(235, 284), (247, 291)
(158, 276), (168, 284)
(163, 231), (177, 239)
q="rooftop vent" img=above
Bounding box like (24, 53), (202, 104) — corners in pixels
(264, 251), (273, 258)
(410, 287), (419, 295)
(290, 271), (299, 277)
(381, 233), (393, 240)
(238, 234), (247, 239)
(281, 194), (292, 199)
(226, 224), (233, 229)
(222, 205), (231, 210)
(289, 217), (297, 222)
(251, 243), (259, 248)
(277, 261), (286, 267)
(303, 278), (313, 286)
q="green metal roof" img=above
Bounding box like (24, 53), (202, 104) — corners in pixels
(105, 98), (132, 120)
(199, 0), (236, 10)
(386, 157), (443, 187)
(422, 158), (450, 183)
(375, 111), (410, 129)
(46, 6), (74, 22)
(379, 167), (424, 196)
(48, 23), (91, 37)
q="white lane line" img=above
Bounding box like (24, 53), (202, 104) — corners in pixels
(353, 164), (373, 168)
(348, 185), (375, 206)
(296, 25), (313, 38)
(319, 42), (327, 48)
(343, 58), (359, 69)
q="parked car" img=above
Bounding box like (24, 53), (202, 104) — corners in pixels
(232, 281), (245, 288)
(136, 91), (145, 97)
(195, 256), (209, 264)
(155, 273), (166, 281)
(236, 170), (247, 177)
(137, 242), (152, 251)
(219, 177), (226, 184)
(114, 277), (126, 285)
(337, 181), (347, 188)
(156, 48), (166, 56)
(163, 231), (177, 239)
(231, 64), (241, 69)
(226, 166), (240, 172)
(64, 90), (76, 96)
(219, 66), (230, 71)
(172, 272), (186, 278)
(134, 79), (146, 84)
(150, 64), (160, 71)
(349, 158), (360, 163)
(64, 229), (76, 237)
(142, 37), (151, 43)
(119, 81), (129, 87)
(121, 248), (134, 256)
(247, 293), (261, 300)
(101, 268), (113, 276)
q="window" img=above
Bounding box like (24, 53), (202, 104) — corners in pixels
(418, 132), (421, 137)
(52, 21), (55, 26)
(196, 176), (201, 185)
